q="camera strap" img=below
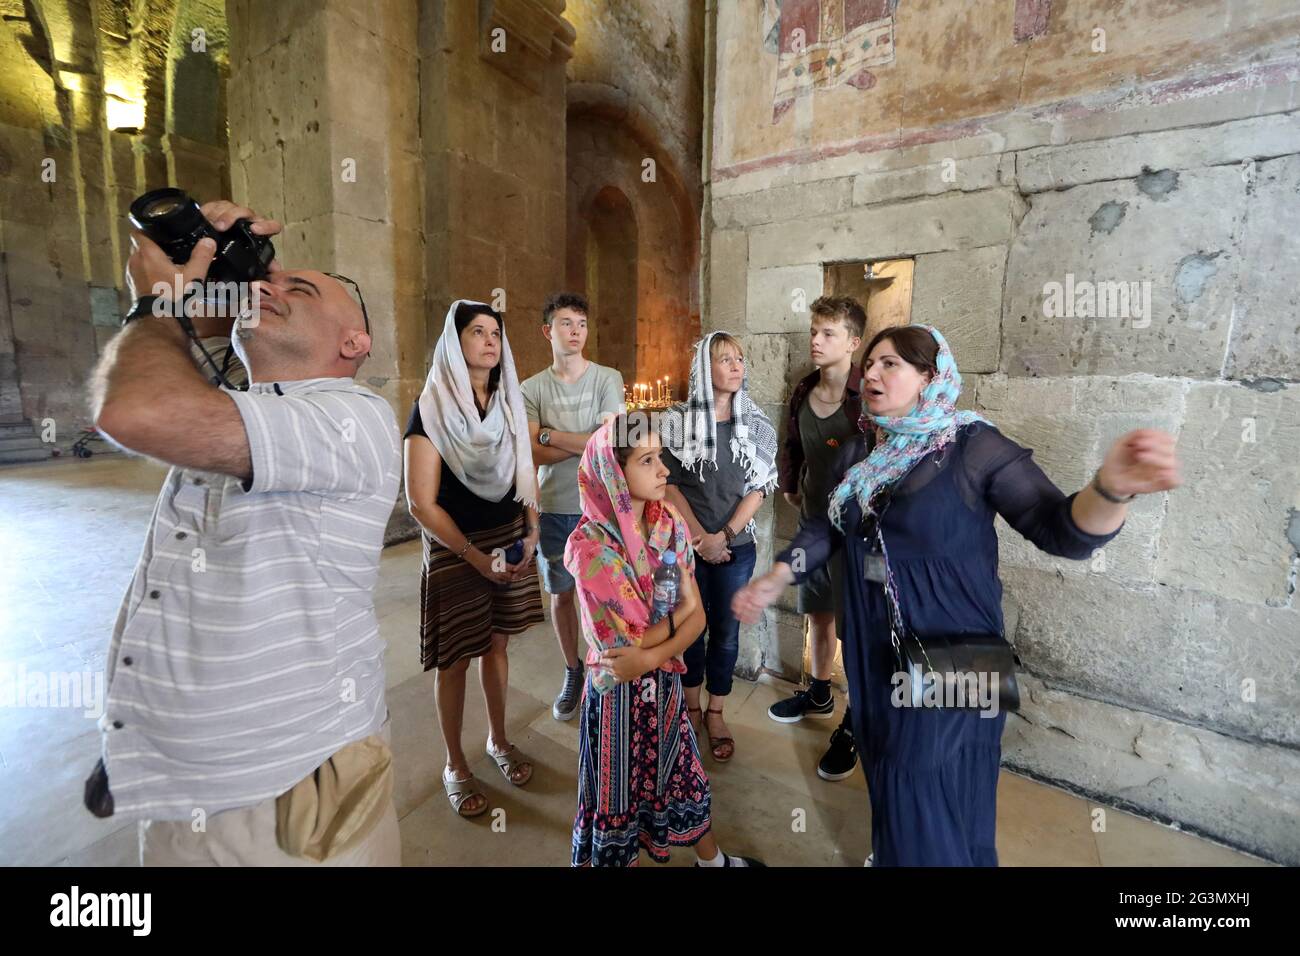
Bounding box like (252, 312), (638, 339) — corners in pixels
(172, 294), (245, 392)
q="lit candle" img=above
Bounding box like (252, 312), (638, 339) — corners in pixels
(665, 376), (670, 402)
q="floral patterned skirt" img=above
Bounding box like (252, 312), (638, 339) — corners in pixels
(572, 669), (712, 866)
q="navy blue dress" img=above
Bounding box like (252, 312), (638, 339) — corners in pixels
(778, 423), (1121, 866)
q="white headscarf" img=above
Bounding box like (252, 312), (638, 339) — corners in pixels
(417, 300), (538, 510)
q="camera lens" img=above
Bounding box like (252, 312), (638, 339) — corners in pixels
(128, 188), (212, 262)
(137, 196), (184, 219)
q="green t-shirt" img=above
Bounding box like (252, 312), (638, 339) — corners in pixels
(520, 362), (624, 514)
(798, 397), (859, 519)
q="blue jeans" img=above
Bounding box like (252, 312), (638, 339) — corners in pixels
(682, 542), (757, 697)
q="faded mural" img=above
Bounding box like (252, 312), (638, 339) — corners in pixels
(762, 0), (900, 121)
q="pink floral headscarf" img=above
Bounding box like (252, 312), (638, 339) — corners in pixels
(563, 419), (695, 689)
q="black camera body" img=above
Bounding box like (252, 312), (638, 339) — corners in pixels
(128, 188), (275, 285)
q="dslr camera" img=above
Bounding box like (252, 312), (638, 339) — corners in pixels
(129, 188), (275, 284)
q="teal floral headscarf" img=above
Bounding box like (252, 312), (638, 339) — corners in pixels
(827, 325), (991, 530)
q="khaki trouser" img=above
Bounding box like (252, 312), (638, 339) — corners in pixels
(139, 722), (400, 867)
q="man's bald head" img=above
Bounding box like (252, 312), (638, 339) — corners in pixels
(234, 269), (373, 382)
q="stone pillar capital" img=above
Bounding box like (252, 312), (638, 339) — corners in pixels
(478, 0), (576, 91)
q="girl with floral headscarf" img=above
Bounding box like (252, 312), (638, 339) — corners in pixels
(563, 412), (766, 868)
(734, 325), (1181, 867)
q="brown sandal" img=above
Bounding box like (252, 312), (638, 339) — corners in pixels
(705, 707), (735, 762)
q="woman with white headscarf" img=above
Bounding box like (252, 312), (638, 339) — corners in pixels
(403, 300), (544, 819)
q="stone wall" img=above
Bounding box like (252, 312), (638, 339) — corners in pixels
(705, 0), (1300, 863)
(227, 0), (424, 421)
(0, 0), (231, 434)
(421, 0), (573, 385)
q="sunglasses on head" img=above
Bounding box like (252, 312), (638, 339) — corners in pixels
(324, 272), (371, 338)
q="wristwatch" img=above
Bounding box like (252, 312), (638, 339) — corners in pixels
(539, 429), (552, 446)
(123, 295), (164, 324)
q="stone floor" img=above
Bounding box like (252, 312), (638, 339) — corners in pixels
(0, 456), (1271, 867)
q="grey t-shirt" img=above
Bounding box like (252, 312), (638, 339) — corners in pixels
(663, 421), (754, 547)
(520, 362), (624, 514)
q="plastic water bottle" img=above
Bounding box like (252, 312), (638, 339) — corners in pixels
(503, 539), (524, 565)
(651, 551), (681, 623)
(592, 551), (681, 696)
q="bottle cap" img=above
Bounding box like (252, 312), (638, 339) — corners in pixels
(662, 551), (677, 565)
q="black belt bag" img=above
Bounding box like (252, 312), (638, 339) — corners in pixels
(895, 630), (1020, 713)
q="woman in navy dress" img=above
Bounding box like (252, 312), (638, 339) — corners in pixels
(734, 325), (1181, 866)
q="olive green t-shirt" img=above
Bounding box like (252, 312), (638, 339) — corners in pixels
(798, 397), (860, 520)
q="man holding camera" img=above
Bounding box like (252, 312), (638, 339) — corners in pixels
(83, 199), (403, 866)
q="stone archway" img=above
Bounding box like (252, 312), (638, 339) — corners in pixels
(565, 86), (700, 395)
(583, 185), (638, 381)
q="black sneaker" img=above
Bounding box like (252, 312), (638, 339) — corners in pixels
(767, 687), (835, 724)
(552, 665), (583, 721)
(817, 725), (858, 781)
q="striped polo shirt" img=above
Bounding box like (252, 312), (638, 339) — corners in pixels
(96, 377), (401, 820)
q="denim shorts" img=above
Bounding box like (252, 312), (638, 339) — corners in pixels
(537, 512), (582, 594)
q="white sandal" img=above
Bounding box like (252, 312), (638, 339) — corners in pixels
(487, 744), (533, 786)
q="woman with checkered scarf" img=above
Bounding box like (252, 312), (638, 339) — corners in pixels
(659, 332), (779, 764)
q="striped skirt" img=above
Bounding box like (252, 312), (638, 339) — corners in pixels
(419, 515), (545, 672)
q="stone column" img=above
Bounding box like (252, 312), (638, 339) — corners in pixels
(419, 0), (574, 380)
(226, 0), (425, 419)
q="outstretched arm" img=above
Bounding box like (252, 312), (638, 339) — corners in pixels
(1072, 429), (1181, 534)
(982, 427), (1180, 558)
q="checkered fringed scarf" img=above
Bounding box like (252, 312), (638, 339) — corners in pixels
(659, 332), (780, 504)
